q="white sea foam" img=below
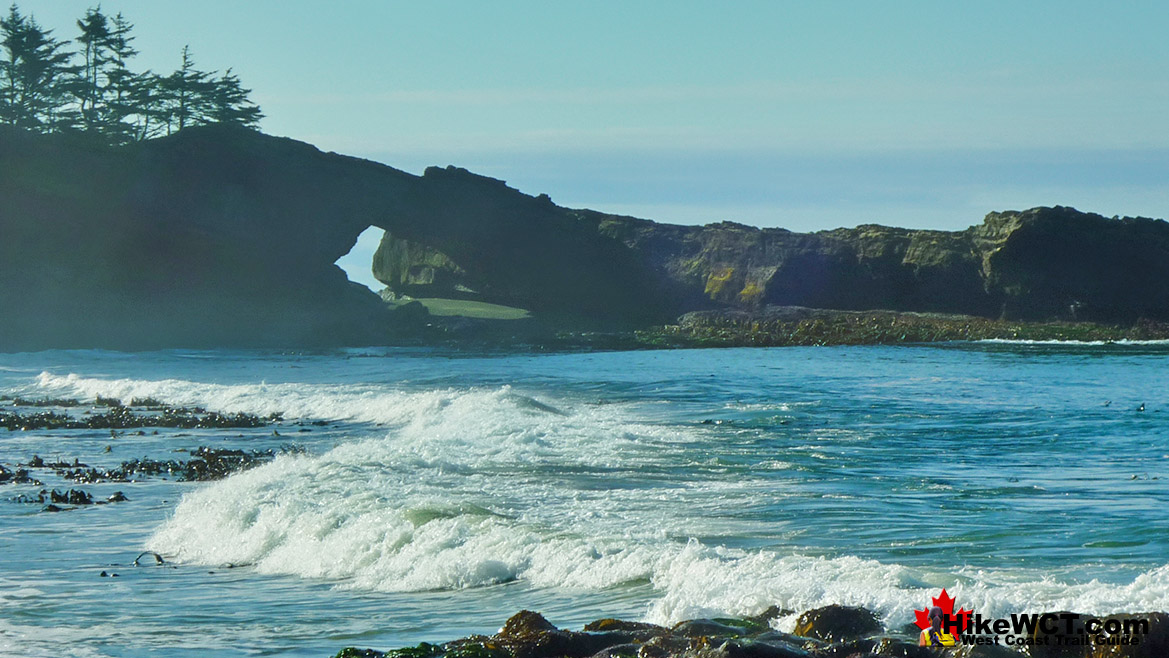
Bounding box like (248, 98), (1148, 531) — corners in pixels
(34, 371), (1169, 626)
(978, 338), (1169, 346)
(34, 371), (432, 425)
(149, 441), (1169, 626)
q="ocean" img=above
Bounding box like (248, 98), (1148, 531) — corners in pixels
(1, 343), (1167, 657)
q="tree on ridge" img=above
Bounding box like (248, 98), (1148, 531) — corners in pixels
(0, 4), (78, 131)
(0, 3), (263, 140)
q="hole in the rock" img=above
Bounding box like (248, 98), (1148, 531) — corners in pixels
(334, 226), (385, 293)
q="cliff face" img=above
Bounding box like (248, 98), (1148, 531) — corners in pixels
(593, 206), (1169, 323)
(971, 207), (1169, 321)
(3, 126), (1166, 350)
(0, 126), (671, 350)
(0, 126), (412, 350)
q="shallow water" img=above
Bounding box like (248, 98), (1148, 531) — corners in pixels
(1, 343), (1167, 657)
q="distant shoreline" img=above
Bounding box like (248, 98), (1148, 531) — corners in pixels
(406, 305), (1169, 352)
(633, 306), (1169, 349)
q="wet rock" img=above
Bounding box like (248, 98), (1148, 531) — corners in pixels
(60, 445), (304, 483)
(333, 608), (1169, 658)
(633, 634), (692, 658)
(752, 631), (819, 650)
(898, 622), (923, 638)
(9, 397), (82, 407)
(792, 605), (881, 643)
(813, 637), (875, 658)
(1027, 611), (1088, 658)
(673, 619), (753, 639)
(519, 631), (630, 658)
(35, 489), (95, 505)
(708, 638), (811, 658)
(1084, 611), (1169, 658)
(747, 607), (789, 627)
(951, 643), (1023, 657)
(442, 637), (508, 658)
(1, 398), (275, 432)
(867, 637), (936, 657)
(584, 620), (668, 634)
(0, 465), (40, 485)
(494, 612), (646, 658)
(499, 611), (559, 638)
(586, 643), (640, 658)
(335, 649), (388, 658)
(0, 410), (73, 431)
(384, 642), (444, 658)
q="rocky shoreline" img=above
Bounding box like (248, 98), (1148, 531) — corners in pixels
(402, 306), (1169, 352)
(334, 607), (1168, 658)
(0, 395), (309, 513)
(632, 307), (1169, 349)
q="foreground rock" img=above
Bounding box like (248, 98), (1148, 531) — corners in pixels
(334, 608), (1169, 658)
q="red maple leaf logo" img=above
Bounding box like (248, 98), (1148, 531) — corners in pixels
(914, 588), (972, 632)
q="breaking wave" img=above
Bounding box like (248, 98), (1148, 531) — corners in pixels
(32, 370), (1169, 626)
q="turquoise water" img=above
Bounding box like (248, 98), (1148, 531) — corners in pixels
(1, 343), (1168, 657)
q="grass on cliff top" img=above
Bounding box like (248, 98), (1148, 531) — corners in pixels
(398, 298), (532, 320)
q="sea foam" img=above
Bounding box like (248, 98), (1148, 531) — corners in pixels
(35, 371), (1169, 627)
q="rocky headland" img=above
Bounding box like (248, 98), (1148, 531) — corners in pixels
(4, 126), (1169, 350)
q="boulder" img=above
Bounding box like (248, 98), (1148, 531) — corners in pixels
(792, 605), (881, 643)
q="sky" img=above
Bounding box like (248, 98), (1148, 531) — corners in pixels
(18, 1), (1169, 289)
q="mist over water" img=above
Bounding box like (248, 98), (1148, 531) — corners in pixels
(3, 344), (1169, 656)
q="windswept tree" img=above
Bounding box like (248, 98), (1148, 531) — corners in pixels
(0, 4), (262, 139)
(0, 4), (78, 131)
(73, 5), (110, 130)
(72, 6), (137, 141)
(207, 68), (263, 128)
(101, 12), (140, 142)
(152, 47), (263, 135)
(157, 45), (211, 134)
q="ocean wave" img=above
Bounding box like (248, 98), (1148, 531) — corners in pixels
(148, 441), (1169, 626)
(33, 370), (1169, 627)
(977, 338), (1169, 346)
(124, 372), (1169, 628)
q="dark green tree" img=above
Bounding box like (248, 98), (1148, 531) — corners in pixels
(73, 5), (110, 131)
(99, 11), (139, 142)
(157, 44), (212, 134)
(208, 68), (263, 128)
(2, 4), (262, 139)
(0, 4), (78, 131)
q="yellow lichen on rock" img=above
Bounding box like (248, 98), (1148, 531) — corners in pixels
(739, 281), (764, 304)
(704, 267), (735, 298)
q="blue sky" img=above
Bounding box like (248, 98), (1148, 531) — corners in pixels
(20, 1), (1169, 288)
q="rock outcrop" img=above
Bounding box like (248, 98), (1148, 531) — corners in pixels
(589, 207), (1169, 323)
(3, 125), (1167, 350)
